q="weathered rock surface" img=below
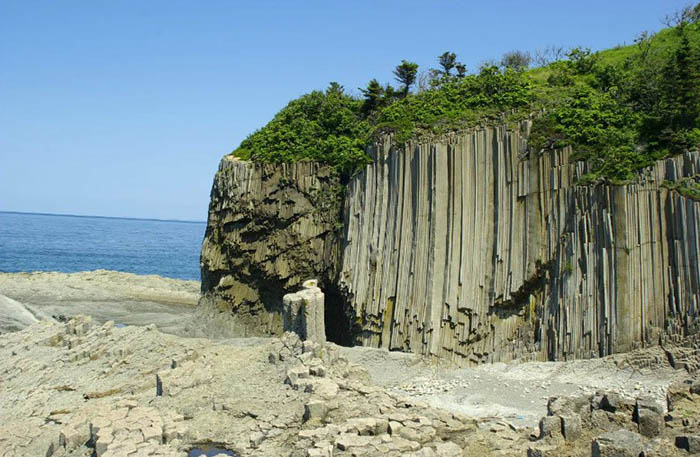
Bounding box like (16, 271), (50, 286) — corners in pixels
(1, 317), (506, 457)
(202, 124), (700, 365)
(592, 430), (645, 457)
(3, 311), (700, 457)
(199, 157), (343, 338)
(341, 124), (700, 364)
(0, 293), (47, 332)
(283, 279), (326, 343)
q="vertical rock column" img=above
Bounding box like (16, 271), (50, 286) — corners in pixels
(283, 280), (326, 344)
(340, 125), (700, 365)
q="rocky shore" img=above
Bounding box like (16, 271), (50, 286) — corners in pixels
(0, 270), (199, 335)
(1, 272), (699, 456)
(1, 314), (699, 457)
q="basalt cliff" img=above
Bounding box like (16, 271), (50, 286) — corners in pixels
(200, 122), (700, 365)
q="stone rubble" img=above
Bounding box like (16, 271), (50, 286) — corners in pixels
(2, 315), (699, 457)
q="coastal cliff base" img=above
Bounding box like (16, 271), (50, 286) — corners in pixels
(2, 313), (699, 457)
(200, 125), (700, 366)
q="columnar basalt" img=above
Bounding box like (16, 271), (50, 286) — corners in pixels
(199, 156), (341, 336)
(339, 123), (700, 364)
(201, 125), (700, 364)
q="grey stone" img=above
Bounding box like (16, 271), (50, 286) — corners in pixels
(636, 397), (664, 416)
(309, 364), (326, 377)
(335, 433), (371, 450)
(592, 430), (644, 457)
(433, 442), (462, 457)
(283, 281), (326, 344)
(590, 409), (613, 429)
(560, 414), (581, 441)
(601, 393), (620, 413)
(675, 435), (700, 454)
(303, 400), (328, 423)
(527, 447), (557, 457)
(690, 382), (700, 396)
(547, 396), (588, 416)
(641, 438), (678, 457)
(637, 408), (664, 438)
(538, 415), (562, 439)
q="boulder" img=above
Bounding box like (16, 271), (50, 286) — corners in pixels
(592, 430), (644, 457)
(690, 382), (700, 396)
(641, 437), (679, 457)
(635, 397), (665, 437)
(538, 416), (562, 439)
(601, 393), (621, 413)
(560, 414), (581, 441)
(637, 408), (664, 438)
(303, 400), (328, 424)
(675, 435), (700, 454)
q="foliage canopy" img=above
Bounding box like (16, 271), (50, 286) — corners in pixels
(233, 13), (700, 184)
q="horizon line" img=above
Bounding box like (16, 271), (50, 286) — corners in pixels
(0, 210), (207, 225)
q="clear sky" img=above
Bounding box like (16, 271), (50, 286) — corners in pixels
(0, 0), (691, 221)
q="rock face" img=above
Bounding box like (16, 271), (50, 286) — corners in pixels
(199, 157), (342, 337)
(202, 124), (700, 364)
(340, 123), (700, 364)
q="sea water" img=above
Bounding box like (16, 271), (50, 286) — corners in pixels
(0, 211), (206, 280)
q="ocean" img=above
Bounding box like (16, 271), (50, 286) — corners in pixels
(0, 211), (206, 280)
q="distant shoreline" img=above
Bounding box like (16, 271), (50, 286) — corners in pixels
(0, 210), (206, 225)
(0, 268), (201, 283)
(0, 266), (200, 282)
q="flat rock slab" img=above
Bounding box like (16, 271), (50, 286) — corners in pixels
(0, 270), (199, 335)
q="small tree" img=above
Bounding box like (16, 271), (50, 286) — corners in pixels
(326, 82), (344, 96)
(662, 2), (700, 27)
(393, 60), (419, 97)
(439, 51), (457, 76)
(534, 45), (565, 67)
(360, 79), (384, 113)
(501, 50), (531, 71)
(383, 84), (399, 103)
(455, 63), (467, 78)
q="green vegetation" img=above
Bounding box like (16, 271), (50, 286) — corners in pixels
(663, 175), (700, 200)
(235, 83), (371, 178)
(233, 4), (700, 183)
(529, 16), (700, 183)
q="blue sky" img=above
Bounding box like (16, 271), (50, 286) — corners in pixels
(0, 0), (690, 221)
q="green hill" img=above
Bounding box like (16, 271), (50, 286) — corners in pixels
(233, 13), (700, 184)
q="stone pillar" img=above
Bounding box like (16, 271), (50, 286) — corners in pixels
(282, 279), (326, 344)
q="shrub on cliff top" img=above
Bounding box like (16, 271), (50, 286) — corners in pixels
(233, 8), (700, 183)
(233, 65), (534, 176)
(234, 84), (371, 179)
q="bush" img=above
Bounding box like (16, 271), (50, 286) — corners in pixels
(235, 19), (700, 184)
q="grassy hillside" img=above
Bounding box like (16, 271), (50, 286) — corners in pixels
(233, 15), (700, 184)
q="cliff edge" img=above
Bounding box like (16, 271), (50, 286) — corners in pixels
(200, 124), (700, 364)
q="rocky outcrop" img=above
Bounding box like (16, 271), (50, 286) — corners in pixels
(202, 124), (700, 364)
(199, 157), (342, 337)
(339, 123), (700, 364)
(0, 316), (484, 457)
(283, 280), (327, 344)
